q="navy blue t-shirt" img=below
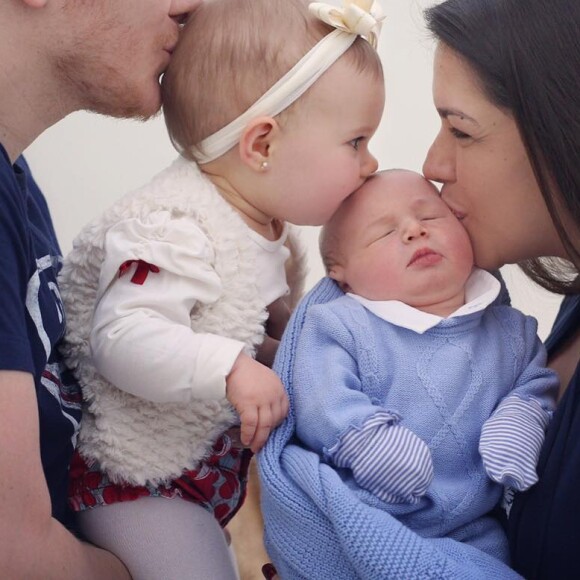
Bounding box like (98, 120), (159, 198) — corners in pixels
(509, 293), (580, 578)
(0, 144), (82, 527)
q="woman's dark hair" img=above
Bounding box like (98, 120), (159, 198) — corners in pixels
(425, 0), (580, 294)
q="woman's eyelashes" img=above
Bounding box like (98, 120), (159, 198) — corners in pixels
(449, 126), (471, 140)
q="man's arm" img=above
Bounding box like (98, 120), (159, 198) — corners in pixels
(0, 371), (131, 580)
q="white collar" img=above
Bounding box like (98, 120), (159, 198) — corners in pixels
(347, 268), (501, 334)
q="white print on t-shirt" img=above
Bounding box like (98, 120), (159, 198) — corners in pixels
(26, 253), (80, 446)
(26, 254), (64, 357)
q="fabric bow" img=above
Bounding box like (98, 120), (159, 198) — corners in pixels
(309, 0), (385, 49)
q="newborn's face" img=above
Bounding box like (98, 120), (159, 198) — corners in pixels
(327, 171), (474, 310)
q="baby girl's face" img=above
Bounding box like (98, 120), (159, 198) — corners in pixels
(327, 171), (474, 311)
(257, 58), (385, 226)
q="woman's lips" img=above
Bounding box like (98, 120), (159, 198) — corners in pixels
(440, 190), (466, 221)
(408, 248), (442, 267)
(450, 207), (466, 221)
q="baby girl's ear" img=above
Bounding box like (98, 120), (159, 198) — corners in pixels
(22, 0), (48, 7)
(238, 116), (279, 172)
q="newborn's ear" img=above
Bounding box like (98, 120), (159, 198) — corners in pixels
(328, 265), (350, 293)
(238, 116), (279, 172)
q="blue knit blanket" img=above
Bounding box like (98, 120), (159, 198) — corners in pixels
(258, 277), (522, 580)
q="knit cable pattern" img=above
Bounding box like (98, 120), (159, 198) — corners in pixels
(259, 277), (523, 579)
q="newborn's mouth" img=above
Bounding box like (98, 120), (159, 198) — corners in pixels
(408, 248), (441, 267)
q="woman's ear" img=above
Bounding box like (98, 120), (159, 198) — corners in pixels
(238, 116), (279, 172)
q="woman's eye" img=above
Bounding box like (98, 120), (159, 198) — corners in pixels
(349, 137), (363, 150)
(450, 127), (471, 140)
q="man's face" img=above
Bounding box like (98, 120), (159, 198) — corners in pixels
(55, 0), (202, 119)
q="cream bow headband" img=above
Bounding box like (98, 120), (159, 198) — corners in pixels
(310, 0), (383, 49)
(194, 0), (384, 165)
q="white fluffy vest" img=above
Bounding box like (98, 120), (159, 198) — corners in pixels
(59, 157), (306, 486)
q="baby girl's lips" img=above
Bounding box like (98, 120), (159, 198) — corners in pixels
(408, 247), (442, 267)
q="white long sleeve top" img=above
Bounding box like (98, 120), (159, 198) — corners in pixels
(90, 211), (290, 404)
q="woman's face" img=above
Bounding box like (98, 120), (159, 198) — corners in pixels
(423, 44), (565, 270)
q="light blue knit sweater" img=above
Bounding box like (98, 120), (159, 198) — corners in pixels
(259, 277), (557, 579)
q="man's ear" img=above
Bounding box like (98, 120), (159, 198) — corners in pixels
(238, 116), (279, 172)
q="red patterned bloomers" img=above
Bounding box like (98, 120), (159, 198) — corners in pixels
(68, 430), (253, 527)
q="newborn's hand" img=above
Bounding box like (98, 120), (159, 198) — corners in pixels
(226, 353), (289, 453)
(332, 411), (434, 503)
(480, 396), (550, 491)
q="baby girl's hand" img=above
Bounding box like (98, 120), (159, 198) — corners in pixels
(226, 353), (289, 453)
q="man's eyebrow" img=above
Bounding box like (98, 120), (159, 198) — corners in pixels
(436, 107), (479, 125)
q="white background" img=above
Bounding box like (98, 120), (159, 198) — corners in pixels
(24, 0), (562, 339)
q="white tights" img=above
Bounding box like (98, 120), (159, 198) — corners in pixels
(77, 496), (240, 580)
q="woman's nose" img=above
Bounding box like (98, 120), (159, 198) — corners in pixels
(422, 131), (455, 185)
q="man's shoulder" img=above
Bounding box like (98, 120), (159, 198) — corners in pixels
(0, 147), (17, 191)
(0, 153), (42, 206)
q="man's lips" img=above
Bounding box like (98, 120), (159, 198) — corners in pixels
(408, 247), (442, 267)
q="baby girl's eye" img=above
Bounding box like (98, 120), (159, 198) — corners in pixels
(349, 137), (363, 151)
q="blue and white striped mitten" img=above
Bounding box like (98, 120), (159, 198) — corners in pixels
(332, 410), (434, 503)
(479, 396), (551, 491)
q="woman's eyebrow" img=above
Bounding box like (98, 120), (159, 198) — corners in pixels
(437, 107), (479, 125)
